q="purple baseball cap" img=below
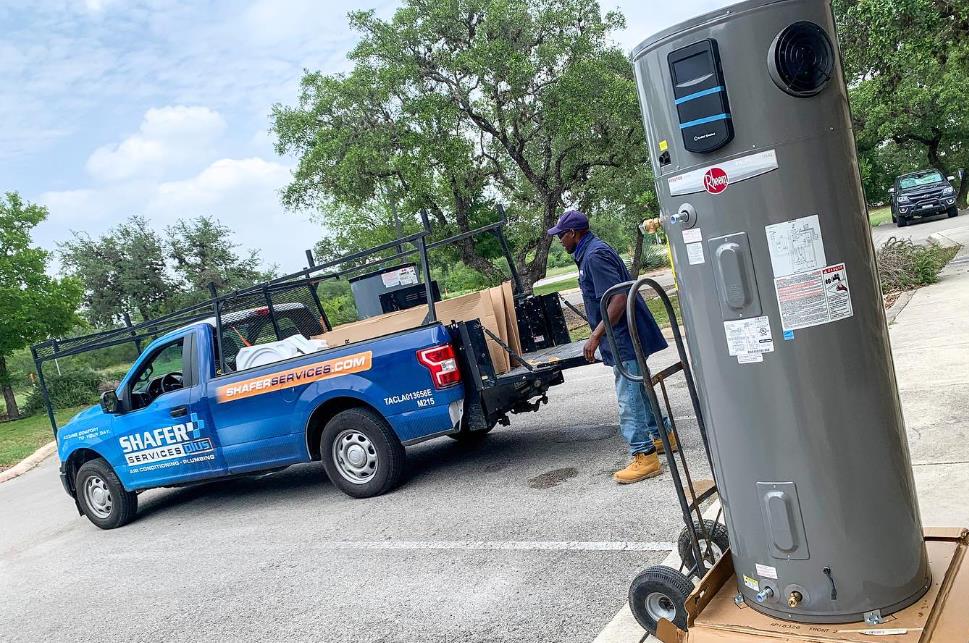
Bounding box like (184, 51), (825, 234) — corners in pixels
(547, 210), (590, 236)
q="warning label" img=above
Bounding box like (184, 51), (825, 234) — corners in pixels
(723, 315), (775, 358)
(686, 242), (705, 265)
(774, 262), (853, 330)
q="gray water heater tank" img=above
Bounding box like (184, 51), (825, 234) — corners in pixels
(631, 0), (930, 623)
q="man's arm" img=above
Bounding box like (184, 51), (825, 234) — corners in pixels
(583, 293), (625, 362)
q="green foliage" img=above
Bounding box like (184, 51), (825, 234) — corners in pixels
(167, 215), (276, 302)
(639, 242), (670, 272)
(273, 0), (653, 291)
(60, 214), (276, 325)
(876, 238), (959, 292)
(836, 0), (969, 206)
(0, 193), (82, 418)
(22, 370), (102, 416)
(60, 215), (176, 326)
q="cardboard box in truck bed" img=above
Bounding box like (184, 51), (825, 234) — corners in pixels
(314, 281), (521, 374)
(656, 527), (969, 643)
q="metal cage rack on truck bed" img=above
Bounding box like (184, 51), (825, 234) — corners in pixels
(32, 209), (595, 438)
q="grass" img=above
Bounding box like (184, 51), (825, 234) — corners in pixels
(566, 293), (681, 342)
(868, 206), (892, 227)
(534, 276), (580, 296)
(0, 406), (86, 471)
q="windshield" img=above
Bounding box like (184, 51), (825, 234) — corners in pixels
(899, 171), (944, 190)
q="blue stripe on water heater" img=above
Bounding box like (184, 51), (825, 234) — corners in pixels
(674, 85), (724, 105)
(679, 113), (730, 129)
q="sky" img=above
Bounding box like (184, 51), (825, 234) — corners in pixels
(1, 0), (734, 275)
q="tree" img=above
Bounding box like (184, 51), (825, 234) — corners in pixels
(0, 193), (82, 420)
(167, 215), (275, 299)
(836, 0), (969, 206)
(273, 0), (653, 291)
(60, 215), (177, 325)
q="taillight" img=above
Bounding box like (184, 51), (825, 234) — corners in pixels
(417, 344), (461, 389)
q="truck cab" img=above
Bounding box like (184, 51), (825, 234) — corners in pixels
(890, 169), (959, 227)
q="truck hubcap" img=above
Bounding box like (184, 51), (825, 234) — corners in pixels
(332, 430), (378, 484)
(83, 475), (113, 519)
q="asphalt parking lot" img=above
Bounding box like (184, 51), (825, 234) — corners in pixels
(0, 344), (712, 643)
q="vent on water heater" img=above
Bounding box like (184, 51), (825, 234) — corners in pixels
(768, 21), (835, 96)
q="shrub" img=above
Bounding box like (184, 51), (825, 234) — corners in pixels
(21, 370), (103, 415)
(640, 242), (671, 271)
(876, 238), (958, 292)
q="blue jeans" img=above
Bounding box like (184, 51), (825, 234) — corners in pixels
(613, 359), (666, 456)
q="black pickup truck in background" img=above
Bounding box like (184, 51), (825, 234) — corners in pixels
(889, 169), (960, 227)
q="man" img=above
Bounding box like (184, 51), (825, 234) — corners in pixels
(548, 210), (675, 484)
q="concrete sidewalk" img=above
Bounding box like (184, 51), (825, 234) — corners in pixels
(595, 226), (969, 642)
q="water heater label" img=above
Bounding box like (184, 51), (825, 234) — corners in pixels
(686, 242), (705, 265)
(755, 563), (778, 579)
(765, 215), (826, 277)
(667, 149), (778, 196)
(723, 315), (775, 359)
(775, 262), (853, 330)
(682, 228), (702, 244)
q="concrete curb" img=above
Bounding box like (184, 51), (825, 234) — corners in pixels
(885, 290), (916, 325)
(0, 441), (56, 484)
(927, 231), (962, 249)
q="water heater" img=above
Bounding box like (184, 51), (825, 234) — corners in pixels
(631, 0), (930, 623)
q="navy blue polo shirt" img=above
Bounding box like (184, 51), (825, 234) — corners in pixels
(574, 233), (668, 366)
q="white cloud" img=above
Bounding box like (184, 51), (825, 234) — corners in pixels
(85, 106), (226, 181)
(39, 155), (321, 273)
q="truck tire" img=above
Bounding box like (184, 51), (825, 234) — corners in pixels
(321, 408), (406, 498)
(896, 215), (908, 227)
(948, 206), (959, 218)
(75, 458), (138, 529)
(628, 565), (694, 634)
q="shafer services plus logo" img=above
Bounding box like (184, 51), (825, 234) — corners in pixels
(119, 414), (213, 467)
(703, 167), (728, 194)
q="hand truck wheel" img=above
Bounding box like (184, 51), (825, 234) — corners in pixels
(678, 519), (729, 577)
(628, 565), (694, 634)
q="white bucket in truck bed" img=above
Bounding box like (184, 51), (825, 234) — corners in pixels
(236, 335), (328, 370)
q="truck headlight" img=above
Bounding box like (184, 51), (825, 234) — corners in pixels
(897, 195), (910, 204)
(942, 185), (954, 196)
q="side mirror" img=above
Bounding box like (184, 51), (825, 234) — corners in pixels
(100, 390), (121, 414)
(947, 176), (955, 181)
(888, 187), (895, 194)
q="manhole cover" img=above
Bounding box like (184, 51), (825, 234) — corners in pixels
(552, 425), (615, 443)
(528, 467), (578, 489)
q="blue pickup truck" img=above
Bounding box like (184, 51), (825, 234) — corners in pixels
(36, 227), (586, 529)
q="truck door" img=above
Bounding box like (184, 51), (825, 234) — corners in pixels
(113, 331), (226, 489)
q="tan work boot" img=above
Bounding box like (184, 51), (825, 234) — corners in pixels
(653, 431), (678, 454)
(613, 452), (663, 484)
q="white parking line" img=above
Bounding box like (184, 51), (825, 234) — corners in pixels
(313, 541), (676, 552)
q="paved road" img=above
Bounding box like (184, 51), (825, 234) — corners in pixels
(0, 346), (710, 642)
(871, 207), (968, 247)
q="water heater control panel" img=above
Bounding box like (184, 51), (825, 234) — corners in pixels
(668, 39), (733, 153)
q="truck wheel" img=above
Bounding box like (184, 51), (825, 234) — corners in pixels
(321, 408), (405, 498)
(896, 215), (908, 227)
(677, 519), (729, 576)
(948, 206), (959, 218)
(628, 566), (694, 634)
(75, 458), (138, 529)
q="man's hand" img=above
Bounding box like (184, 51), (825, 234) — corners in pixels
(583, 334), (600, 362)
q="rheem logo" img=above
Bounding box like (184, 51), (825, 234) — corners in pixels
(703, 167), (728, 194)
